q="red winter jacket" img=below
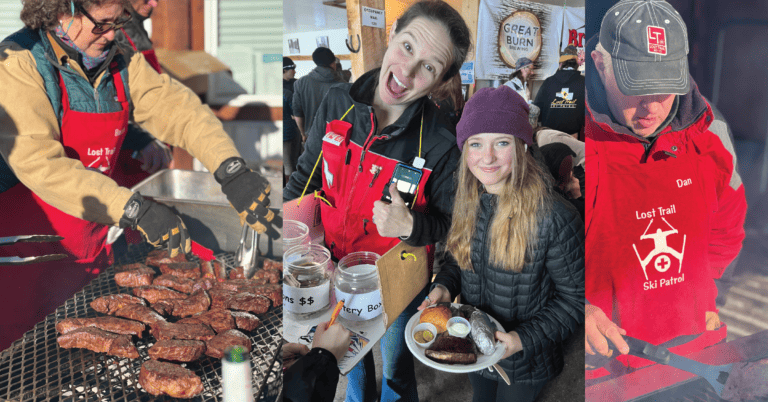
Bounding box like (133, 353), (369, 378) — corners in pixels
(584, 44), (746, 369)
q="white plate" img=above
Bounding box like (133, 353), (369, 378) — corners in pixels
(405, 303), (506, 373)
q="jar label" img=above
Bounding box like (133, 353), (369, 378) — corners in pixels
(283, 282), (330, 314)
(334, 289), (383, 321)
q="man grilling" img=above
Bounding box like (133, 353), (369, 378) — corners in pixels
(584, 0), (747, 381)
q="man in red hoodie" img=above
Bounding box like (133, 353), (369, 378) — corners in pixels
(584, 0), (747, 380)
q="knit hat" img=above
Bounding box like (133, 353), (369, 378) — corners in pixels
(456, 85), (532, 150)
(540, 143), (576, 185)
(514, 57), (533, 73)
(283, 57), (296, 70)
(312, 47), (335, 67)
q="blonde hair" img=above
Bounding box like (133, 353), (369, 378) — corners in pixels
(446, 138), (552, 272)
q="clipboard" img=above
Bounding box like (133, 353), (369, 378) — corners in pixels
(376, 242), (429, 328)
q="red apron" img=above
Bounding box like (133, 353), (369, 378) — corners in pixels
(585, 135), (726, 379)
(319, 117), (434, 264)
(0, 62), (129, 351)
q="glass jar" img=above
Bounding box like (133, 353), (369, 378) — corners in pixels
(283, 244), (332, 319)
(333, 252), (383, 324)
(283, 220), (310, 251)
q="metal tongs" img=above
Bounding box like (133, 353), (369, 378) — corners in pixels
(235, 224), (259, 278)
(0, 235), (68, 265)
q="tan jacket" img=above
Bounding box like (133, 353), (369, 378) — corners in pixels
(0, 33), (240, 226)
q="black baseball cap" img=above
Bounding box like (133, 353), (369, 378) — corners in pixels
(599, 0), (689, 96)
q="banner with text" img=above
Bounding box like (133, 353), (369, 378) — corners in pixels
(476, 0), (583, 81)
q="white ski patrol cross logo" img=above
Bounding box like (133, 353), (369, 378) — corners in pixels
(633, 217), (686, 281)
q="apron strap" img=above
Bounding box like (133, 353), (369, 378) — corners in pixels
(109, 61), (128, 104)
(120, 28), (139, 51)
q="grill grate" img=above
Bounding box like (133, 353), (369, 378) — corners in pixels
(0, 243), (283, 401)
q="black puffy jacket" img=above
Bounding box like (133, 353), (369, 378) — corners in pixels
(433, 192), (584, 384)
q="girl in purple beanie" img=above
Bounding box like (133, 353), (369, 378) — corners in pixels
(419, 85), (585, 402)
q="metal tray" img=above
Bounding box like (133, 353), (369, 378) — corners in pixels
(131, 169), (283, 256)
(0, 244), (283, 401)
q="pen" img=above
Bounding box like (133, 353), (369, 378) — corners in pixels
(329, 300), (345, 326)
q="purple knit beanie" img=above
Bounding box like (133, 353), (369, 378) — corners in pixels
(456, 85), (532, 150)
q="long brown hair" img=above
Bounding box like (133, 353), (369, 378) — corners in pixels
(447, 137), (552, 272)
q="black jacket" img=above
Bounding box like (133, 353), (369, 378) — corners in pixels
(284, 348), (339, 402)
(433, 193), (585, 384)
(284, 78), (300, 142)
(292, 66), (342, 133)
(533, 69), (585, 135)
(283, 68), (460, 248)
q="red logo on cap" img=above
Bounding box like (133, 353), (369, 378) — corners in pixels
(647, 26), (667, 55)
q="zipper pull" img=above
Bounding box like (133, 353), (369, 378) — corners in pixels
(369, 165), (382, 187)
(345, 149), (351, 165)
(363, 219), (370, 235)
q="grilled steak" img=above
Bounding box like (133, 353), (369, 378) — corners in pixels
(56, 317), (145, 337)
(262, 258), (282, 271)
(213, 278), (268, 293)
(209, 288), (237, 309)
(114, 267), (156, 287)
(227, 292), (271, 314)
(114, 304), (166, 325)
(205, 329), (252, 359)
(249, 284), (282, 307)
(152, 290), (211, 318)
(722, 359), (768, 402)
(91, 294), (146, 314)
(230, 311), (260, 332)
(148, 339), (206, 362)
(57, 327), (139, 358)
(158, 262), (201, 280)
(132, 285), (186, 304)
(145, 249), (187, 267)
(192, 309), (236, 334)
(151, 321), (215, 341)
(425, 335), (477, 365)
(115, 262), (151, 273)
(252, 269), (281, 284)
(139, 360), (202, 399)
(228, 266), (246, 280)
(153, 274), (195, 294)
(192, 277), (216, 293)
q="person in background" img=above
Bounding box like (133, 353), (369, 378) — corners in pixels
(504, 57), (533, 102)
(284, 1), (471, 400)
(421, 85), (584, 402)
(0, 0), (279, 350)
(584, 0), (746, 383)
(533, 47), (585, 138)
(283, 321), (352, 402)
(283, 56), (301, 182)
(292, 47), (340, 142)
(540, 142), (584, 219)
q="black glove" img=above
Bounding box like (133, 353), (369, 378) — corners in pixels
(119, 192), (190, 257)
(214, 157), (282, 239)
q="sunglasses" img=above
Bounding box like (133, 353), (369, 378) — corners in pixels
(78, 5), (132, 34)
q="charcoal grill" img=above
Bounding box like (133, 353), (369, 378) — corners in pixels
(586, 330), (768, 402)
(0, 244), (283, 401)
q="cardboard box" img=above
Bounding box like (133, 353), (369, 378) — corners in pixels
(154, 48), (231, 95)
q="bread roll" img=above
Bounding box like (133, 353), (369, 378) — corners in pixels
(420, 306), (451, 333)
